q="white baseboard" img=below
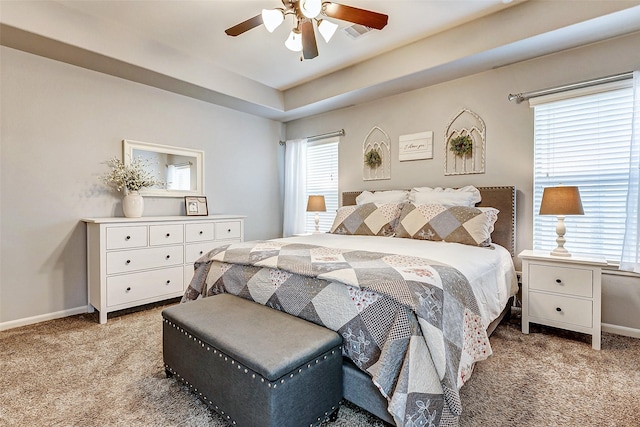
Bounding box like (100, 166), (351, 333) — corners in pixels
(0, 306), (89, 331)
(602, 322), (640, 339)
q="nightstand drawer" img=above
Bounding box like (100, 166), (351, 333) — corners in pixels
(528, 291), (593, 328)
(528, 264), (593, 298)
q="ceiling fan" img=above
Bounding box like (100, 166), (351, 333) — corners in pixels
(224, 0), (388, 60)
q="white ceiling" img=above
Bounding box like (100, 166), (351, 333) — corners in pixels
(2, 0), (640, 121)
(54, 0), (522, 91)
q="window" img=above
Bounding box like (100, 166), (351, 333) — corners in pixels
(304, 138), (339, 233)
(532, 80), (634, 261)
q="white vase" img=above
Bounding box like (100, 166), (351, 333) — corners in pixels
(123, 191), (144, 218)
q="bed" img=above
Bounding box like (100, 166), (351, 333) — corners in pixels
(181, 186), (517, 426)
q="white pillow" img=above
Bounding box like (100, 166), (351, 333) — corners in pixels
(355, 190), (409, 205)
(409, 185), (481, 206)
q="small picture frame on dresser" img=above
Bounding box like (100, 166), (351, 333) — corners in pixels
(185, 196), (208, 216)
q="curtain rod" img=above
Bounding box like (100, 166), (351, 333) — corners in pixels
(508, 71), (633, 103)
(279, 129), (345, 145)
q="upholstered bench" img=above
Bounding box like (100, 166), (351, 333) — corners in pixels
(162, 294), (343, 427)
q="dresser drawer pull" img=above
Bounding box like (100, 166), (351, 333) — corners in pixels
(228, 229), (231, 233)
(199, 231), (203, 235)
(166, 233), (171, 237)
(126, 235), (131, 240)
(166, 255), (171, 260)
(126, 259), (131, 265)
(555, 279), (562, 284)
(166, 280), (171, 285)
(556, 307), (562, 312)
(126, 287), (131, 292)
(199, 251), (204, 255)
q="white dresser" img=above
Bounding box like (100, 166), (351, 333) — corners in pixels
(83, 215), (245, 323)
(519, 250), (607, 350)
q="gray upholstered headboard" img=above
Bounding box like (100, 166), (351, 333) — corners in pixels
(342, 186), (516, 256)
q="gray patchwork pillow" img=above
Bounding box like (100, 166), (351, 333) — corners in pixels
(395, 203), (499, 247)
(330, 203), (404, 236)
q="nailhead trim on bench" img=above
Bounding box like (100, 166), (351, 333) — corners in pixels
(164, 318), (341, 426)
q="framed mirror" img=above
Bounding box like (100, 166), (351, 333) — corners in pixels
(122, 139), (204, 198)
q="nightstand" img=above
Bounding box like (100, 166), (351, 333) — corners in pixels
(519, 250), (607, 350)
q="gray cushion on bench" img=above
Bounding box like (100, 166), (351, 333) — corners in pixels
(162, 294), (343, 427)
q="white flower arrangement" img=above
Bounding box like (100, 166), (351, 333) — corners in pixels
(100, 157), (164, 193)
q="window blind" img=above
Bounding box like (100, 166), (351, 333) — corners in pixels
(305, 139), (339, 233)
(532, 82), (634, 261)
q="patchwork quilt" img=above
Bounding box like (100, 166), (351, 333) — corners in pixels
(182, 240), (492, 427)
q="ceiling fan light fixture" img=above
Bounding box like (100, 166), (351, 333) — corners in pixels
(262, 8), (284, 32)
(317, 19), (338, 43)
(285, 28), (303, 52)
(300, 0), (322, 19)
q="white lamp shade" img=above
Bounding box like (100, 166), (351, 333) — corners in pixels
(318, 19), (338, 43)
(262, 9), (284, 33)
(285, 29), (303, 52)
(300, 0), (322, 19)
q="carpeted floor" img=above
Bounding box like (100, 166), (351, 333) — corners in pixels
(1, 302), (639, 426)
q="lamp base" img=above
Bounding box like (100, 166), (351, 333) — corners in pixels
(550, 247), (572, 257)
(550, 215), (571, 257)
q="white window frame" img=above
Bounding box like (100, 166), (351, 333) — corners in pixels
(531, 79), (634, 262)
(304, 137), (339, 233)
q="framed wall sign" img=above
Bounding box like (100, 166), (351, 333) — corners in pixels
(185, 196), (208, 216)
(399, 131), (433, 161)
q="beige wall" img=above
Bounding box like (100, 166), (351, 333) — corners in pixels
(0, 46), (284, 325)
(284, 32), (640, 332)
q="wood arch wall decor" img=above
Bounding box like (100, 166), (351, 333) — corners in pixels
(444, 109), (486, 175)
(363, 126), (391, 181)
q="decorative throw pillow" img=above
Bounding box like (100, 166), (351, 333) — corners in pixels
(355, 190), (409, 205)
(395, 203), (499, 247)
(409, 185), (481, 206)
(330, 203), (404, 236)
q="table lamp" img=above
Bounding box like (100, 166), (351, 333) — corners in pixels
(539, 185), (584, 257)
(306, 195), (326, 233)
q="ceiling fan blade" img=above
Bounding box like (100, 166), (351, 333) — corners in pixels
(225, 14), (263, 37)
(323, 3), (388, 30)
(301, 20), (318, 60)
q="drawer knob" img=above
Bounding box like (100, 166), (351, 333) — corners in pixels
(126, 287), (131, 292)
(166, 233), (171, 237)
(126, 235), (131, 240)
(166, 255), (171, 260)
(556, 307), (562, 312)
(126, 259), (131, 265)
(199, 251), (203, 255)
(166, 280), (171, 285)
(555, 279), (562, 284)
(227, 229), (231, 233)
(199, 231), (203, 235)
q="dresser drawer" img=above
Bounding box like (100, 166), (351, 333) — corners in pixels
(106, 226), (147, 250)
(528, 264), (593, 298)
(150, 224), (184, 246)
(106, 246), (184, 274)
(185, 241), (237, 264)
(106, 266), (184, 306)
(215, 221), (242, 240)
(185, 223), (215, 242)
(528, 291), (593, 328)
